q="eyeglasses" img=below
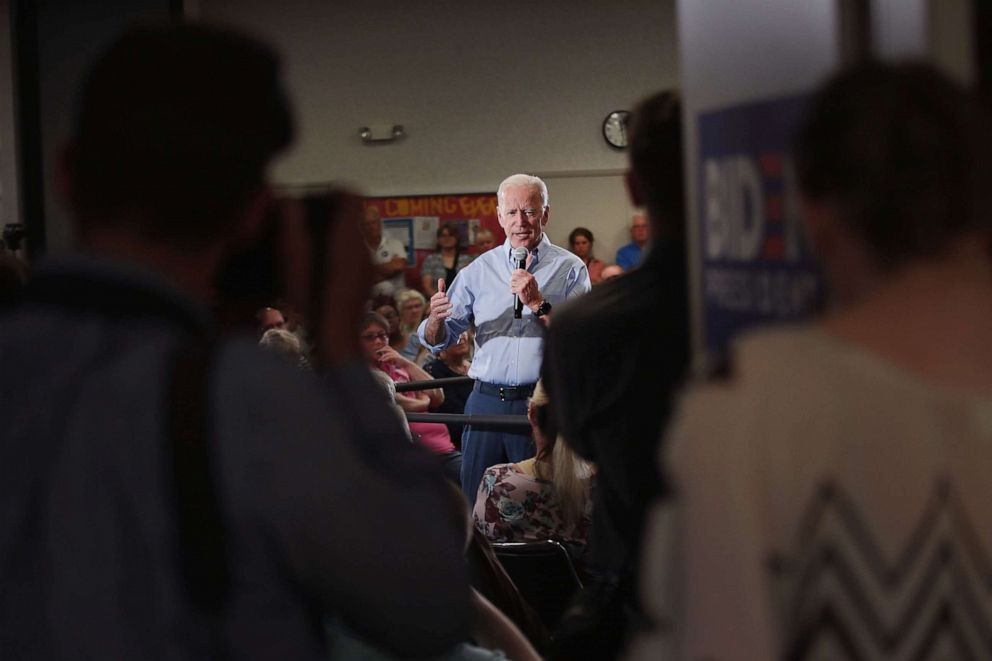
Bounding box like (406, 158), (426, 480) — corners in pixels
(360, 332), (389, 342)
(502, 208), (544, 220)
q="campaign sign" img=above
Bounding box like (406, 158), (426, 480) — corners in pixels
(697, 94), (824, 354)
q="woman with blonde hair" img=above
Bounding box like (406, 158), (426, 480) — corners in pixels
(473, 380), (593, 562)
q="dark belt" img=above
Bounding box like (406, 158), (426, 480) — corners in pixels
(474, 381), (536, 402)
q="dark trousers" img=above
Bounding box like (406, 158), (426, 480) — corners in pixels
(460, 389), (534, 506)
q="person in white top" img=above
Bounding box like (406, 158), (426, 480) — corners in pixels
(631, 62), (992, 661)
(363, 206), (408, 296)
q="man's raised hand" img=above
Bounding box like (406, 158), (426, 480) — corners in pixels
(430, 279), (452, 321)
(424, 278), (451, 345)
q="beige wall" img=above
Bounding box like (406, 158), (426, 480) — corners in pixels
(540, 171), (638, 266)
(198, 0), (679, 261)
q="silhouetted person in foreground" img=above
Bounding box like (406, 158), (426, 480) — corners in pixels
(543, 90), (690, 659)
(632, 62), (992, 660)
(0, 23), (468, 660)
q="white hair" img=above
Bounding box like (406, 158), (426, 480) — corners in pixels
(497, 173), (549, 210)
(394, 287), (426, 309)
(259, 328), (302, 358)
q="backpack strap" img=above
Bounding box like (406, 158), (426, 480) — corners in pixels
(169, 336), (231, 656)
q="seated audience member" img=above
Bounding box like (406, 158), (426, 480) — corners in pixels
(368, 367), (413, 442)
(327, 483), (542, 661)
(614, 213), (650, 270)
(631, 63), (992, 660)
(473, 227), (497, 254)
(394, 288), (428, 362)
(0, 23), (469, 658)
(424, 331), (474, 448)
(599, 263), (624, 282)
(361, 312), (463, 482)
(276, 300), (312, 356)
(375, 302), (401, 340)
(568, 227), (605, 284)
(258, 327), (302, 363)
(256, 305), (286, 335)
(422, 223), (475, 297)
(473, 381), (593, 564)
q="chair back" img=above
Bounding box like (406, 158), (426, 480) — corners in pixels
(491, 540), (583, 630)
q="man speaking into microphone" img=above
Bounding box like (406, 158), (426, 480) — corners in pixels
(419, 174), (590, 502)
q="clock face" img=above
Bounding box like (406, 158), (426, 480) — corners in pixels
(602, 110), (630, 149)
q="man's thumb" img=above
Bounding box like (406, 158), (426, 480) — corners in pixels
(438, 278), (445, 294)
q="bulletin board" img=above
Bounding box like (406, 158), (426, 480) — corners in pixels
(363, 193), (503, 291)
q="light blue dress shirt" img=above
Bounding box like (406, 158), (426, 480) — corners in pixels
(418, 234), (591, 386)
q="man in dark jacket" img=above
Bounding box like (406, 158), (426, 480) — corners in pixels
(544, 90), (690, 659)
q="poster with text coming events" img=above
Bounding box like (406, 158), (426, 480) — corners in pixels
(364, 193), (502, 292)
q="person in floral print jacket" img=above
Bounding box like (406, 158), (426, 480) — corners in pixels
(472, 380), (593, 562)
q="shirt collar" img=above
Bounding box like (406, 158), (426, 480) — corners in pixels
(503, 233), (550, 267)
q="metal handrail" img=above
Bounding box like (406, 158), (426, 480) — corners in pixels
(394, 376), (474, 392)
(395, 377), (530, 429)
(405, 412), (531, 430)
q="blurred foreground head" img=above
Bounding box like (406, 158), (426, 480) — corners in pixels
(627, 90), (684, 238)
(64, 23), (294, 247)
(794, 62), (992, 281)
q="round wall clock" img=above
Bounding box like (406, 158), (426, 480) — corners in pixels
(602, 110), (630, 149)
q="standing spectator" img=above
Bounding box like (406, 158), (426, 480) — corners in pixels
(424, 331), (475, 448)
(363, 206), (408, 297)
(0, 23), (468, 659)
(567, 227), (606, 284)
(632, 63), (992, 661)
(544, 90), (689, 659)
(419, 174), (591, 504)
(614, 213), (650, 270)
(422, 223), (475, 297)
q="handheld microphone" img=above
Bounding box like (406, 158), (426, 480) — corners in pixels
(512, 247), (528, 319)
